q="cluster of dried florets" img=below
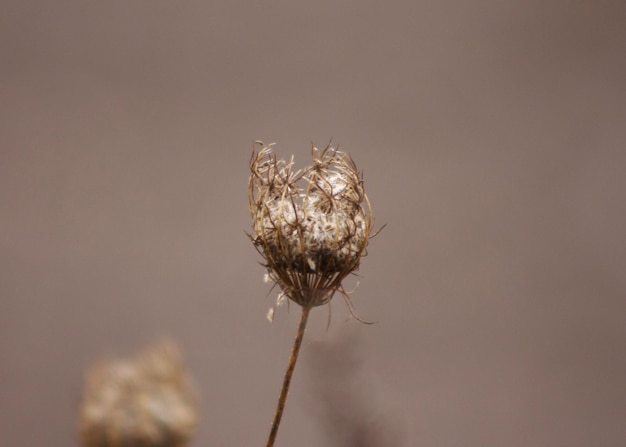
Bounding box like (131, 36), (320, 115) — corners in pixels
(248, 142), (373, 312)
(79, 340), (198, 447)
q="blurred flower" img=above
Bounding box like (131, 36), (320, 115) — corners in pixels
(248, 142), (374, 317)
(79, 340), (198, 447)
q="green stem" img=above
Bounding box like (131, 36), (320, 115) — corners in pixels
(266, 306), (312, 447)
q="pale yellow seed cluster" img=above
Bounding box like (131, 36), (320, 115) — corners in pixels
(79, 340), (198, 447)
(249, 143), (373, 309)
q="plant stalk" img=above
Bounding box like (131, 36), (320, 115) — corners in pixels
(266, 305), (312, 447)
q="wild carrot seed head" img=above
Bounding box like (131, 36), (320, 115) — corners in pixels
(79, 340), (198, 447)
(248, 142), (373, 310)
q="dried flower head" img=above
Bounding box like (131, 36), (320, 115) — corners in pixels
(248, 142), (374, 315)
(78, 339), (198, 447)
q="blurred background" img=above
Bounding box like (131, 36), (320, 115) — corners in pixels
(1, 1), (625, 446)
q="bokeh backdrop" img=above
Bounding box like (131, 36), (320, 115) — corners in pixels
(1, 1), (625, 446)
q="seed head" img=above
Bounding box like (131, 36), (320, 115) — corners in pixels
(78, 340), (198, 447)
(248, 142), (374, 312)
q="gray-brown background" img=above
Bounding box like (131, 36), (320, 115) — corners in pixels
(1, 1), (625, 446)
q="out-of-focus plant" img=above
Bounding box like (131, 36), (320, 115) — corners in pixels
(79, 339), (198, 447)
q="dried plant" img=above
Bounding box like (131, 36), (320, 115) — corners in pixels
(248, 141), (380, 447)
(78, 339), (198, 447)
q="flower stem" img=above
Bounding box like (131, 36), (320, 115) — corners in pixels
(266, 305), (312, 447)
